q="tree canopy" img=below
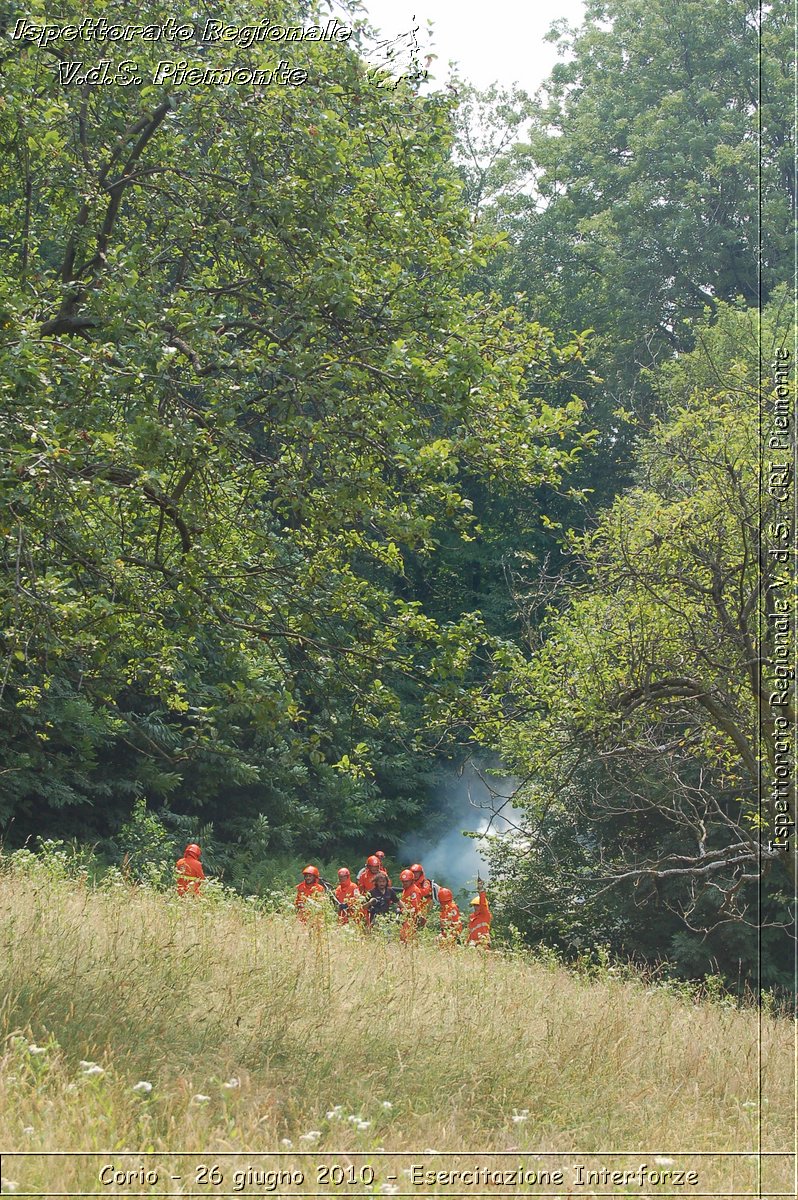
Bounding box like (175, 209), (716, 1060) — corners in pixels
(481, 297), (794, 984)
(1, 0), (793, 991)
(454, 0), (793, 482)
(0, 0), (589, 849)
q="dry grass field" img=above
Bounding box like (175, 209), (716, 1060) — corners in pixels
(0, 854), (793, 1197)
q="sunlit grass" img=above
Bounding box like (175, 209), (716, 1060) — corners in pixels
(0, 854), (792, 1196)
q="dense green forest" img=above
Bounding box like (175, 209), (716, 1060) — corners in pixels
(0, 0), (794, 989)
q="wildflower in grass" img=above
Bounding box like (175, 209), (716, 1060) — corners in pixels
(191, 1094), (211, 1103)
(299, 1130), (321, 1142)
(381, 1100), (393, 1111)
(380, 1185), (400, 1194)
(132, 1081), (153, 1094)
(1, 1180), (19, 1193)
(22, 1127), (34, 1135)
(81, 1064), (105, 1077)
(356, 1120), (371, 1131)
(654, 1157), (674, 1166)
(223, 1077), (241, 1089)
(280, 1139), (293, 1148)
(28, 1045), (47, 1055)
(325, 1106), (344, 1120)
(511, 1108), (530, 1124)
(741, 1101), (757, 1109)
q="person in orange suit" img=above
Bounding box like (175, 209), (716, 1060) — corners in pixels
(295, 864), (325, 923)
(399, 868), (423, 944)
(467, 885), (492, 947)
(356, 854), (382, 896)
(176, 843), (205, 896)
(374, 850), (392, 885)
(334, 867), (363, 925)
(410, 862), (433, 928)
(437, 887), (462, 946)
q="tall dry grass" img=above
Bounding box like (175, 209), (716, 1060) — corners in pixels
(0, 855), (793, 1196)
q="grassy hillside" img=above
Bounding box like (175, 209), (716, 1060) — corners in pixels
(0, 855), (792, 1197)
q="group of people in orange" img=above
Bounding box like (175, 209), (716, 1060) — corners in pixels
(295, 852), (493, 947)
(175, 842), (493, 948)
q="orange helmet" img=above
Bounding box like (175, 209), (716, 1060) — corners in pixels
(411, 863), (423, 876)
(185, 843), (201, 859)
(376, 850), (386, 861)
(400, 869), (414, 885)
(438, 887), (453, 903)
(366, 855), (380, 869)
(337, 867), (350, 879)
(302, 865), (320, 878)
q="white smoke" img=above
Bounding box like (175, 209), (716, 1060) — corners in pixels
(399, 761), (521, 893)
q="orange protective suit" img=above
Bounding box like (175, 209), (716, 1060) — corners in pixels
(334, 880), (363, 925)
(439, 900), (463, 946)
(295, 880), (325, 923)
(357, 868), (381, 895)
(413, 873), (433, 928)
(374, 853), (392, 885)
(399, 882), (423, 944)
(176, 846), (205, 896)
(467, 892), (492, 947)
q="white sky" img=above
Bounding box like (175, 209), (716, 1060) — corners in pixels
(355, 0), (586, 91)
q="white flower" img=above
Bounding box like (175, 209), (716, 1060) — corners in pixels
(356, 1120), (371, 1131)
(299, 1131), (321, 1142)
(82, 1064), (105, 1077)
(28, 1045), (47, 1055)
(280, 1139), (293, 1148)
(132, 1081), (153, 1094)
(347, 1114), (361, 1124)
(22, 1127), (34, 1135)
(380, 1186), (400, 1195)
(191, 1094), (211, 1103)
(654, 1157), (674, 1166)
(325, 1107), (343, 1120)
(1, 1181), (19, 1194)
(741, 1100), (757, 1109)
(381, 1100), (393, 1110)
(511, 1108), (530, 1124)
(223, 1077), (240, 1089)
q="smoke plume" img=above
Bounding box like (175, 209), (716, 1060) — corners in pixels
(399, 761), (520, 893)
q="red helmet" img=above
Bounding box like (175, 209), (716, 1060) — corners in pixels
(400, 869), (414, 885)
(376, 850), (386, 861)
(366, 855), (380, 870)
(338, 868), (350, 879)
(302, 865), (320, 878)
(438, 887), (453, 903)
(185, 843), (201, 859)
(411, 863), (424, 876)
